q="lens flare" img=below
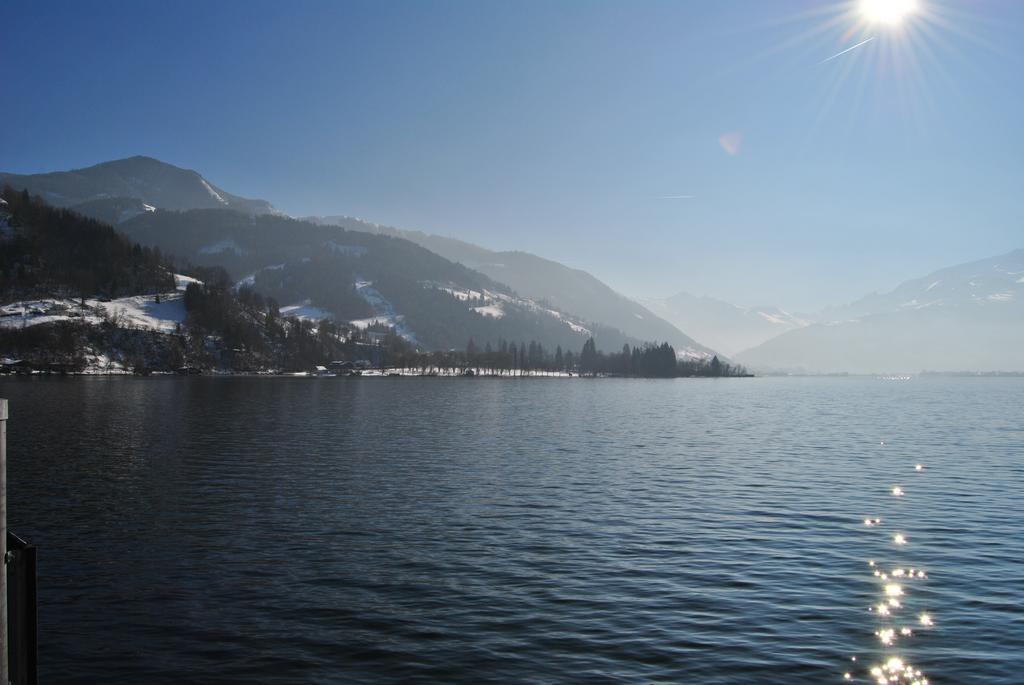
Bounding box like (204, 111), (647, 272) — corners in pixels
(859, 0), (919, 26)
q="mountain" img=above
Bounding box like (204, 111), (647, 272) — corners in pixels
(2, 157), (715, 357)
(735, 249), (1024, 373)
(117, 208), (652, 353)
(307, 215), (714, 358)
(0, 156), (279, 216)
(640, 292), (809, 356)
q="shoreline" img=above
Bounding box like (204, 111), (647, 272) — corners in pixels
(0, 368), (755, 380)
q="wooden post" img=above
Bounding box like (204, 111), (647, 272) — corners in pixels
(0, 398), (8, 684)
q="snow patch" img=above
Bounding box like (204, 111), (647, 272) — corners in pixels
(436, 285), (484, 301)
(0, 299), (101, 329)
(279, 300), (333, 321)
(200, 178), (228, 205)
(174, 274), (203, 291)
(0, 293), (187, 334)
(352, 280), (417, 342)
(473, 304), (504, 319)
(90, 294), (187, 333)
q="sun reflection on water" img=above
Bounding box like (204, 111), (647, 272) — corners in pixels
(843, 449), (935, 682)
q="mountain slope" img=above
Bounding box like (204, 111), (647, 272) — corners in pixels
(641, 292), (809, 356)
(0, 191), (430, 373)
(735, 249), (1024, 373)
(0, 156), (279, 216)
(3, 157), (715, 357)
(308, 215), (715, 357)
(118, 209), (647, 353)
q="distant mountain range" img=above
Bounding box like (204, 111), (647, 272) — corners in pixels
(639, 292), (809, 357)
(1, 157), (713, 357)
(735, 249), (1024, 373)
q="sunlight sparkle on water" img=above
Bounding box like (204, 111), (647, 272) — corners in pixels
(848, 437), (938, 683)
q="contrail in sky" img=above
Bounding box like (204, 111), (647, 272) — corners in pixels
(658, 195), (694, 200)
(818, 36), (875, 65)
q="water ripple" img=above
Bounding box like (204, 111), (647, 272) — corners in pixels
(1, 376), (1022, 683)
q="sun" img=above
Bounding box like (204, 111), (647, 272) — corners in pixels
(859, 0), (920, 26)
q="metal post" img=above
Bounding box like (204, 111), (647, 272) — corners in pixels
(1, 398), (8, 684)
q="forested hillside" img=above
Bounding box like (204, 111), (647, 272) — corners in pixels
(1, 187), (172, 299)
(309, 214), (715, 358)
(0, 192), (689, 374)
(117, 208), (646, 352)
(0, 190), (383, 372)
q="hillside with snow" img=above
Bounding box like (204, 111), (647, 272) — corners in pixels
(118, 208), (664, 354)
(306, 215), (715, 357)
(735, 249), (1024, 373)
(3, 156), (718, 358)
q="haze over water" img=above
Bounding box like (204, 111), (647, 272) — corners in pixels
(4, 376), (1022, 683)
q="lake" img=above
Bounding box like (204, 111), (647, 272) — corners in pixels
(2, 376), (1022, 683)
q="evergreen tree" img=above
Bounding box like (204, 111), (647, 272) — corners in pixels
(580, 337), (598, 376)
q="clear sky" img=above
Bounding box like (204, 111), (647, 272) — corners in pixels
(3, 0), (1022, 311)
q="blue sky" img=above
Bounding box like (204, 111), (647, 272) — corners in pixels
(3, 0), (1022, 310)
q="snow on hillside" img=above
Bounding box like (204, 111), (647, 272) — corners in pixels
(426, 282), (595, 337)
(200, 178), (229, 205)
(1, 292), (186, 333)
(823, 248), (1024, 321)
(473, 304), (504, 318)
(352, 280), (417, 341)
(0, 299), (101, 329)
(279, 300), (333, 321)
(90, 294), (186, 333)
(174, 273), (203, 291)
(737, 249), (1024, 373)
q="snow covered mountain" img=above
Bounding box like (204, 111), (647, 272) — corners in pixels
(640, 292), (809, 357)
(821, 249), (1024, 321)
(735, 249), (1024, 374)
(119, 208), (667, 354)
(3, 156), (715, 358)
(0, 156), (279, 216)
(307, 215), (715, 358)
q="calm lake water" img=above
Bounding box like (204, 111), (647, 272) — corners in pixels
(1, 376), (1022, 683)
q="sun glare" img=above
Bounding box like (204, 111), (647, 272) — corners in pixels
(860, 0), (919, 26)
